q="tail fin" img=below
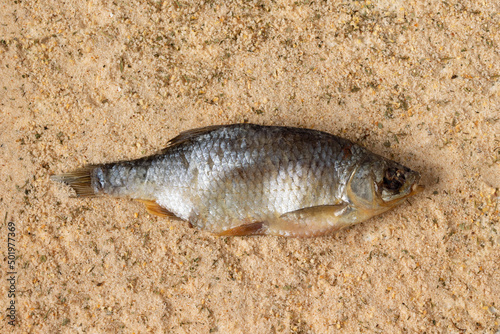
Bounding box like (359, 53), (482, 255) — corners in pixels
(50, 166), (96, 197)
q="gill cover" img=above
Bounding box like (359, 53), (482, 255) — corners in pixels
(346, 159), (382, 209)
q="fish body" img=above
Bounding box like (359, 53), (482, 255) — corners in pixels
(52, 124), (423, 237)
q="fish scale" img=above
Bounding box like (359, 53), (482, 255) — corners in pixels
(52, 124), (423, 237)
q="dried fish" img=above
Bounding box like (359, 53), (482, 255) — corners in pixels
(52, 124), (423, 237)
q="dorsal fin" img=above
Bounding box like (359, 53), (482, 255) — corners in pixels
(160, 125), (227, 153)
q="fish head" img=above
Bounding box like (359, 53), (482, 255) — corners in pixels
(347, 157), (423, 213)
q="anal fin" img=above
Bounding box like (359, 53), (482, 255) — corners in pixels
(217, 222), (266, 236)
(136, 199), (176, 218)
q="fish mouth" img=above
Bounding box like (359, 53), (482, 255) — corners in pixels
(380, 172), (423, 206)
(409, 183), (425, 196)
(400, 173), (424, 199)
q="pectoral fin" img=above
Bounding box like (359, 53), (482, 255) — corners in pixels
(215, 204), (353, 238)
(279, 203), (349, 220)
(136, 199), (176, 218)
(267, 204), (352, 237)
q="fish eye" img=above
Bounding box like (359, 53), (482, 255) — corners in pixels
(383, 167), (406, 191)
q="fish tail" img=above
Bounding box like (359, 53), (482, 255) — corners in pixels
(50, 166), (97, 197)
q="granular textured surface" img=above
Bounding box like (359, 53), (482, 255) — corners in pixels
(0, 0), (499, 332)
